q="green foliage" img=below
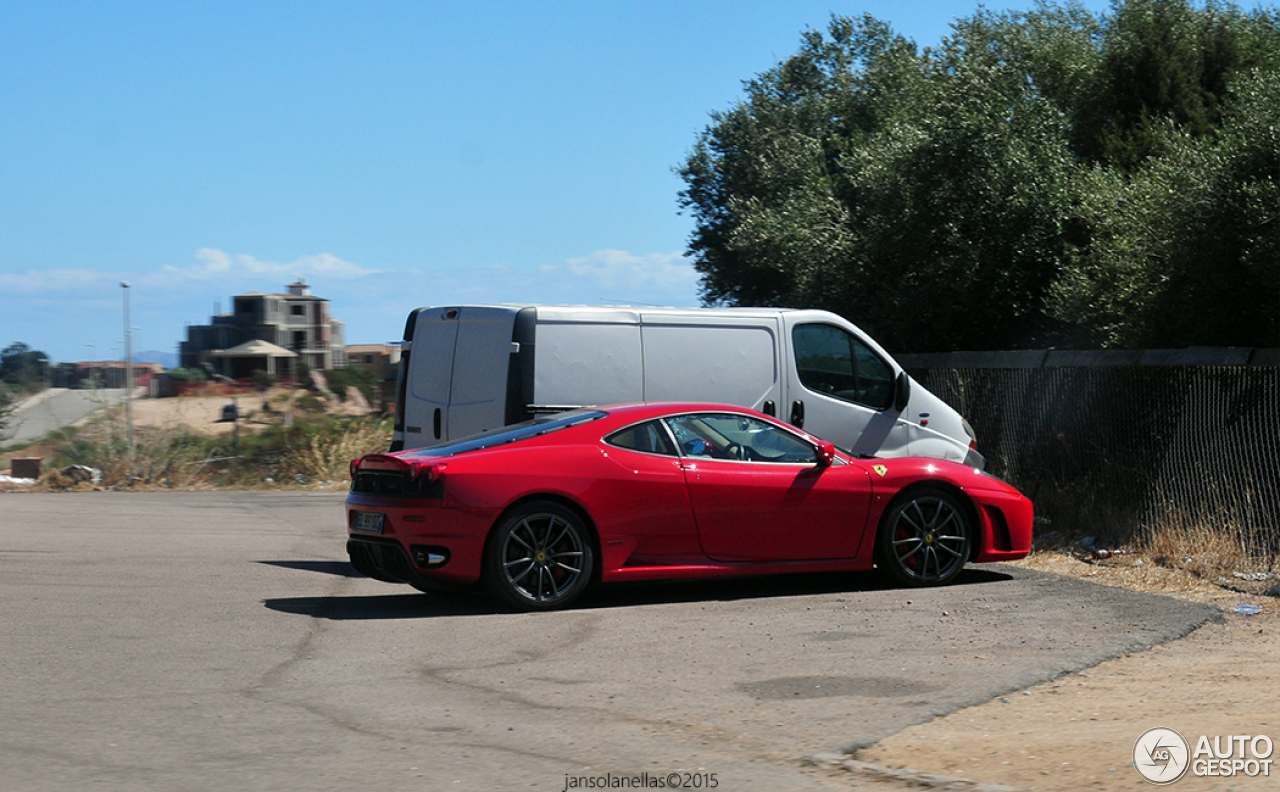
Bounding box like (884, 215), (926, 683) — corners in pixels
(1072, 0), (1280, 171)
(49, 438), (104, 470)
(680, 11), (1085, 350)
(1, 342), (51, 390)
(0, 386), (15, 441)
(1050, 68), (1280, 346)
(166, 367), (208, 382)
(295, 392), (325, 413)
(251, 369), (275, 392)
(680, 1), (1280, 351)
(323, 366), (378, 404)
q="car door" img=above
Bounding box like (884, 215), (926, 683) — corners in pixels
(598, 418), (703, 566)
(666, 413), (873, 562)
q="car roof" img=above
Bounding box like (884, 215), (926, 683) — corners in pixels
(596, 402), (762, 420)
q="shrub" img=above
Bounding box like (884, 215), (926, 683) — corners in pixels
(39, 407), (391, 489)
(324, 367), (379, 404)
(167, 368), (208, 382)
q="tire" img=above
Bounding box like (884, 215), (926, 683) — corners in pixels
(876, 488), (971, 587)
(484, 502), (595, 611)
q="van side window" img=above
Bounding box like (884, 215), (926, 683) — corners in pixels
(606, 420), (678, 456)
(792, 324), (894, 410)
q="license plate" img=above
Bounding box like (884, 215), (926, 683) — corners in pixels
(353, 511), (385, 534)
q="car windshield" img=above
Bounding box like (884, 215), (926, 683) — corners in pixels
(406, 409), (608, 458)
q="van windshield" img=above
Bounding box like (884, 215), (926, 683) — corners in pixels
(406, 409), (607, 458)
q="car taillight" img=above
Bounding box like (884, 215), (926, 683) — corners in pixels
(410, 461), (446, 485)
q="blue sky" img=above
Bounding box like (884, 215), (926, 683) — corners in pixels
(1, 0), (1110, 364)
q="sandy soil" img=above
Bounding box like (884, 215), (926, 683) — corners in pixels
(128, 388), (372, 436)
(824, 553), (1278, 791)
(128, 394), (272, 436)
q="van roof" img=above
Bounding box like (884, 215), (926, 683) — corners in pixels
(416, 304), (814, 316)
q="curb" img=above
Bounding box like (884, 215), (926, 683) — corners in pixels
(809, 753), (1029, 792)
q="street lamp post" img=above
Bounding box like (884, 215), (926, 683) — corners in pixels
(122, 281), (133, 450)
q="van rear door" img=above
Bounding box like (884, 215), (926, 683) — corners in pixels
(446, 307), (519, 438)
(400, 307), (461, 448)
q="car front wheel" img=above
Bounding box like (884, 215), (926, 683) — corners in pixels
(877, 488), (970, 587)
(485, 502), (594, 611)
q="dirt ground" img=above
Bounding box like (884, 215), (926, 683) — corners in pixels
(129, 393), (275, 436)
(820, 553), (1278, 791)
(128, 388), (372, 436)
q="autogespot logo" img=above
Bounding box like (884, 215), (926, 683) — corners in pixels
(1134, 727), (1190, 784)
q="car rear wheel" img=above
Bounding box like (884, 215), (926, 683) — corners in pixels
(877, 488), (970, 587)
(485, 502), (594, 611)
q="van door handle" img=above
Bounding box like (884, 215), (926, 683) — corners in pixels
(790, 400), (805, 428)
(433, 408), (442, 439)
(762, 400), (776, 417)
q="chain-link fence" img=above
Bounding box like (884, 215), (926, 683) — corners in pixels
(901, 352), (1280, 562)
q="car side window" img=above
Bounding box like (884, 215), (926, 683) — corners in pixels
(605, 420), (678, 456)
(664, 414), (818, 464)
(792, 324), (894, 410)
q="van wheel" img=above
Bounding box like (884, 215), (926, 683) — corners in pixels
(485, 502), (594, 611)
(876, 488), (970, 587)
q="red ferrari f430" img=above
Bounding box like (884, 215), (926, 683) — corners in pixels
(345, 403), (1032, 610)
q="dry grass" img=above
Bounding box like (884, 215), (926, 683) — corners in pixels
(1016, 551), (1234, 603)
(1022, 514), (1278, 603)
(287, 417), (393, 483)
(12, 405), (391, 491)
(1142, 519), (1275, 584)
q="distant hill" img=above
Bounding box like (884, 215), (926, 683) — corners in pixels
(133, 350), (179, 369)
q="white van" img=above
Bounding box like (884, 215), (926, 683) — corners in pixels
(389, 305), (984, 467)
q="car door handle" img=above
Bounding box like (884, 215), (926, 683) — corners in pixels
(790, 400), (805, 428)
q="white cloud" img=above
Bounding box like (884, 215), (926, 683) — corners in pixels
(0, 248), (704, 362)
(0, 267), (119, 295)
(548, 249), (698, 293)
(0, 249), (377, 297)
(145, 249), (377, 287)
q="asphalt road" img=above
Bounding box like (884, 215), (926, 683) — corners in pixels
(0, 492), (1219, 792)
(3, 388), (130, 447)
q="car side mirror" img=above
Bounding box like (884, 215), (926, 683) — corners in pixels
(816, 441), (836, 468)
(894, 371), (911, 412)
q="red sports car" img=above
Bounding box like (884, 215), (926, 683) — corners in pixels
(345, 403), (1032, 611)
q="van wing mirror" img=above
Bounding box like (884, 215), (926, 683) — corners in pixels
(894, 371), (911, 412)
(816, 441), (836, 468)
